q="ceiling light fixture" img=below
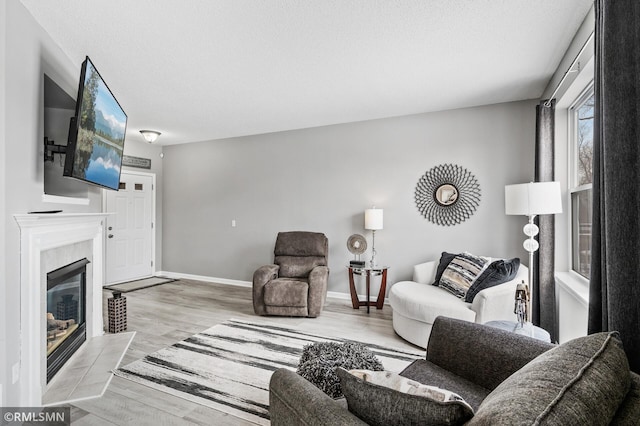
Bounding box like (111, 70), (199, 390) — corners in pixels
(140, 130), (161, 143)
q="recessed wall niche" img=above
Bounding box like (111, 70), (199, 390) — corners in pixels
(43, 74), (88, 199)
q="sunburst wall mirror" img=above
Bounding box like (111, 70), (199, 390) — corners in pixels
(414, 164), (481, 226)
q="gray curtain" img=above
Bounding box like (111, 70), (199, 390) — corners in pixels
(533, 100), (557, 342)
(589, 0), (640, 374)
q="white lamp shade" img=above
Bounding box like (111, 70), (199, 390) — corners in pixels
(364, 208), (383, 230)
(505, 182), (562, 216)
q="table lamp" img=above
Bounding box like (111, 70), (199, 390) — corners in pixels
(365, 208), (383, 268)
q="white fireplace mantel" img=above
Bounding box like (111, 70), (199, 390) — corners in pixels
(14, 212), (111, 406)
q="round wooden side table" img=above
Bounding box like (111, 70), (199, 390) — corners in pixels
(347, 266), (389, 313)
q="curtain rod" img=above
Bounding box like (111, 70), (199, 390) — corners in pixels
(544, 31), (595, 107)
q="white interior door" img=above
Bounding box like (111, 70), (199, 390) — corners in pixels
(105, 172), (154, 284)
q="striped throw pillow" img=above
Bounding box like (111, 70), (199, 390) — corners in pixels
(438, 252), (490, 298)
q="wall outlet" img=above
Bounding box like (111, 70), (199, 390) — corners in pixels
(12, 362), (19, 384)
(231, 220), (236, 227)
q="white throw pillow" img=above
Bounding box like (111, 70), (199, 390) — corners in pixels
(349, 369), (471, 407)
(336, 368), (474, 425)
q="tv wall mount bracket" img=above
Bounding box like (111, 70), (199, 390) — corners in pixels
(44, 137), (67, 162)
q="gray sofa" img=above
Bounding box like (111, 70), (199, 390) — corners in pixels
(270, 316), (640, 425)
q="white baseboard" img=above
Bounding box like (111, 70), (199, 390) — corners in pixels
(156, 271), (389, 305)
(326, 290), (390, 305)
(326, 290), (351, 301)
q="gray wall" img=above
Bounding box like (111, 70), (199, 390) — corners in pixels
(162, 100), (537, 293)
(0, 0), (7, 407)
(0, 0), (164, 405)
(44, 106), (90, 198)
(2, 0), (92, 406)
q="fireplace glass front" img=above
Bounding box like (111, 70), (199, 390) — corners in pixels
(46, 258), (89, 382)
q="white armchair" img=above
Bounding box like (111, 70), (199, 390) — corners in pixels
(390, 260), (527, 348)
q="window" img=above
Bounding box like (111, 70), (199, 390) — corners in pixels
(570, 87), (594, 279)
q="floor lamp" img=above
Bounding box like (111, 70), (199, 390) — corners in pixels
(505, 182), (562, 330)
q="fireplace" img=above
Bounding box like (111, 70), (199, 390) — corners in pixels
(46, 258), (89, 382)
(15, 212), (109, 406)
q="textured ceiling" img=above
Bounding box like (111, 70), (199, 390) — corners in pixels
(20, 0), (593, 145)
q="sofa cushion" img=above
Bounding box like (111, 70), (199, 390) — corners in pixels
(464, 258), (520, 303)
(274, 231), (328, 257)
(612, 372), (640, 424)
(400, 359), (490, 411)
(264, 278), (308, 307)
(275, 255), (326, 278)
(336, 367), (474, 426)
(468, 331), (631, 425)
(438, 253), (490, 298)
(390, 281), (476, 325)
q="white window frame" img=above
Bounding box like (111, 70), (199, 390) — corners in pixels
(568, 83), (594, 280)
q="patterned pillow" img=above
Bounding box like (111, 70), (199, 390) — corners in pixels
(438, 252), (490, 298)
(336, 367), (474, 426)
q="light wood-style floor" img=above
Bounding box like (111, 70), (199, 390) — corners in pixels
(63, 279), (418, 425)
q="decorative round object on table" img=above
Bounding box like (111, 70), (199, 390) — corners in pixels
(414, 164), (481, 226)
(346, 234), (367, 255)
(297, 341), (383, 398)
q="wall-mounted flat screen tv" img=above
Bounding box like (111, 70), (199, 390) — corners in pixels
(64, 56), (127, 191)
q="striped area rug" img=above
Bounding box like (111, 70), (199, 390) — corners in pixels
(114, 318), (424, 425)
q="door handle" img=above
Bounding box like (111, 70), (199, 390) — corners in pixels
(108, 234), (114, 238)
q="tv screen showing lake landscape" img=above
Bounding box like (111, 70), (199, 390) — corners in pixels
(64, 57), (127, 190)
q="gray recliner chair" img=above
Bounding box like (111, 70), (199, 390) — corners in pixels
(253, 231), (329, 318)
